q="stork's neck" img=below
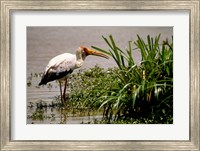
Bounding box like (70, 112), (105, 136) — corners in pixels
(75, 50), (86, 68)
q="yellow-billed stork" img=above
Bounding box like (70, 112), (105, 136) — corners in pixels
(39, 46), (109, 104)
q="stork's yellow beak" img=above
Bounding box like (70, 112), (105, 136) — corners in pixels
(87, 48), (109, 59)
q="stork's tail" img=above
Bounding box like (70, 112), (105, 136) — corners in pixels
(38, 78), (47, 86)
(38, 81), (45, 86)
(38, 72), (48, 86)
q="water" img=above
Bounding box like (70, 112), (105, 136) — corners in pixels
(27, 104), (103, 124)
(27, 26), (173, 124)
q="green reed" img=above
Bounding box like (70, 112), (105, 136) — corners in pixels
(92, 34), (173, 123)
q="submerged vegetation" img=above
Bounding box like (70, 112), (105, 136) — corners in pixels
(28, 34), (173, 124)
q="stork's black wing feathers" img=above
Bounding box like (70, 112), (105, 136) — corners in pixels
(38, 68), (73, 86)
(39, 53), (76, 86)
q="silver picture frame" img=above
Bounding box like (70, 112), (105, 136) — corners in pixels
(1, 0), (199, 150)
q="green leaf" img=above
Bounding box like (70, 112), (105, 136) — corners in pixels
(91, 46), (111, 55)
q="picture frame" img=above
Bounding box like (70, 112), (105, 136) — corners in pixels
(0, 0), (199, 150)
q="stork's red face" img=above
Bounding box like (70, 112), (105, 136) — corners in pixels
(79, 46), (109, 59)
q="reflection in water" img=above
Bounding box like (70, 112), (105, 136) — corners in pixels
(27, 103), (103, 124)
(27, 71), (104, 124)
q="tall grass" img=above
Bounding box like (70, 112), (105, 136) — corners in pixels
(92, 34), (173, 123)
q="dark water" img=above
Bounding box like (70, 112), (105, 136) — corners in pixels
(27, 26), (173, 124)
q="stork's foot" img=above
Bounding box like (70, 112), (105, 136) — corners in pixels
(59, 79), (68, 107)
(63, 93), (66, 101)
(60, 93), (67, 107)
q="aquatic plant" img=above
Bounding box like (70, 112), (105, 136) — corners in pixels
(92, 34), (173, 123)
(67, 65), (118, 111)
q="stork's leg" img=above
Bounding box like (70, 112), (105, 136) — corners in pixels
(59, 81), (63, 104)
(63, 78), (67, 101)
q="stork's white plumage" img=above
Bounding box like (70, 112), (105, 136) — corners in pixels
(39, 46), (108, 104)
